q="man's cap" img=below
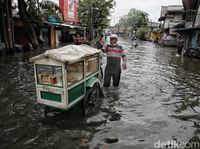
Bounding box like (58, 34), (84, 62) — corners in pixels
(110, 34), (118, 39)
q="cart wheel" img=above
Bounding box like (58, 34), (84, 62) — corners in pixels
(82, 83), (100, 116)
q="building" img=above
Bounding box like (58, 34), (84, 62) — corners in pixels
(148, 22), (160, 30)
(147, 21), (161, 41)
(156, 5), (185, 47)
(159, 5), (184, 33)
(182, 0), (199, 28)
(175, 0), (200, 55)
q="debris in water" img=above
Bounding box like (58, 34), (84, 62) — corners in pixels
(104, 137), (119, 144)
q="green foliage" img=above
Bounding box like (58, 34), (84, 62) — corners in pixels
(78, 0), (116, 29)
(137, 26), (150, 39)
(26, 0), (41, 21)
(118, 8), (149, 32)
(118, 15), (128, 28)
(25, 0), (63, 22)
(40, 0), (64, 22)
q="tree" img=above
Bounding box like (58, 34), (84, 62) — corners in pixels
(118, 8), (149, 33)
(18, 0), (39, 48)
(0, 0), (15, 54)
(17, 0), (64, 49)
(117, 15), (129, 33)
(78, 0), (116, 30)
(137, 26), (149, 39)
(118, 15), (128, 28)
(40, 1), (64, 22)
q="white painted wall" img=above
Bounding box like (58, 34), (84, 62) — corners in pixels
(174, 13), (183, 21)
(195, 5), (200, 27)
(164, 13), (183, 28)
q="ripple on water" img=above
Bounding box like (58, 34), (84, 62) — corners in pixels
(1, 40), (200, 148)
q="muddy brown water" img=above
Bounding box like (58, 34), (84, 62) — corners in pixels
(1, 39), (200, 149)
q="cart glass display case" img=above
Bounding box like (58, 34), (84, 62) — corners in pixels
(67, 61), (84, 86)
(86, 56), (99, 76)
(36, 64), (63, 87)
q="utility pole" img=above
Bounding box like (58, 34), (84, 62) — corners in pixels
(89, 0), (93, 41)
(6, 0), (15, 54)
(36, 0), (40, 15)
(9, 0), (15, 54)
(0, 0), (9, 54)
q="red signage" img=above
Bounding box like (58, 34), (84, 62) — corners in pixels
(59, 0), (78, 24)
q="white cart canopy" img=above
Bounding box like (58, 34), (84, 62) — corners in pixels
(30, 44), (101, 63)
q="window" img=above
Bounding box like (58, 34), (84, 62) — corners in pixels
(86, 57), (99, 76)
(186, 11), (195, 22)
(36, 65), (63, 87)
(67, 61), (84, 86)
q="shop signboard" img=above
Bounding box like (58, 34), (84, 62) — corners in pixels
(59, 0), (78, 24)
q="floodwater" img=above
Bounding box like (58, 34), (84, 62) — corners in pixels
(1, 38), (200, 149)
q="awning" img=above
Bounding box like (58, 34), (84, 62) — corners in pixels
(61, 23), (84, 29)
(152, 28), (163, 34)
(173, 22), (185, 29)
(60, 23), (77, 28)
(174, 26), (200, 32)
(43, 22), (83, 29)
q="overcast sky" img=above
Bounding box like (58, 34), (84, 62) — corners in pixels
(110, 0), (182, 25)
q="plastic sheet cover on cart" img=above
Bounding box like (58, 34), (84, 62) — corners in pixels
(30, 44), (101, 63)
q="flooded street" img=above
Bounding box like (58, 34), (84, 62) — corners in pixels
(1, 38), (200, 149)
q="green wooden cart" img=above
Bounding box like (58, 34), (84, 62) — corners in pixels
(30, 44), (102, 115)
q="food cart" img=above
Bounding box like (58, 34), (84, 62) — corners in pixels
(30, 44), (102, 115)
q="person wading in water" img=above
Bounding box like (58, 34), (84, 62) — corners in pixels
(102, 34), (127, 87)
